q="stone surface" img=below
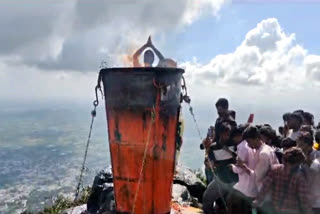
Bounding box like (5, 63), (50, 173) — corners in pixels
(173, 165), (206, 203)
(63, 204), (87, 214)
(87, 167), (115, 214)
(84, 165), (204, 214)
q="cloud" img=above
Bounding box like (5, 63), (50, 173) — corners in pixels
(182, 18), (320, 90)
(0, 0), (227, 72)
(305, 55), (320, 81)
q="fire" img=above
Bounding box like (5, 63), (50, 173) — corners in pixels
(121, 53), (134, 67)
(120, 43), (139, 67)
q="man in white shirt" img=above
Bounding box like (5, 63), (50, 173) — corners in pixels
(238, 126), (279, 191)
(227, 125), (257, 214)
(237, 125), (278, 214)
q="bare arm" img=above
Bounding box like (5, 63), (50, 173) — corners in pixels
(133, 44), (147, 67)
(150, 44), (164, 61)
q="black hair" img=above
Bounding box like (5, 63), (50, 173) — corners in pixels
(282, 112), (291, 122)
(315, 129), (320, 143)
(260, 126), (274, 139)
(278, 126), (284, 135)
(243, 125), (260, 140)
(219, 122), (231, 134)
(215, 98), (229, 109)
(297, 132), (314, 146)
(281, 137), (296, 149)
(230, 124), (247, 139)
(283, 147), (306, 165)
(293, 110), (304, 115)
(289, 112), (303, 124)
(303, 112), (314, 126)
(260, 125), (281, 147)
(300, 125), (314, 137)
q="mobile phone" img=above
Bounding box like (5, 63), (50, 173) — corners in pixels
(247, 114), (254, 123)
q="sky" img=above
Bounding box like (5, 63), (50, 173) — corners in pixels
(0, 0), (320, 128)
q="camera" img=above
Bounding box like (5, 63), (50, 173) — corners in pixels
(200, 126), (214, 150)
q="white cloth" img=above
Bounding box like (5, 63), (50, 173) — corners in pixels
(232, 141), (258, 198)
(288, 129), (300, 141)
(248, 143), (279, 191)
(212, 146), (234, 161)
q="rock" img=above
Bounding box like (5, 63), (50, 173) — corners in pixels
(85, 165), (204, 214)
(173, 165), (206, 203)
(172, 184), (192, 203)
(87, 167), (115, 214)
(63, 204), (87, 214)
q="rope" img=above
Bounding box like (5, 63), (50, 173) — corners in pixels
(131, 107), (156, 214)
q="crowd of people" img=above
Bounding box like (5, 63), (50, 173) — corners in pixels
(200, 98), (320, 214)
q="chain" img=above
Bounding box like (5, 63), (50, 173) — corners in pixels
(188, 104), (203, 141)
(71, 76), (103, 214)
(74, 105), (97, 201)
(131, 106), (156, 214)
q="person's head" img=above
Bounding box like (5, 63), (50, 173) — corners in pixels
(293, 109), (304, 115)
(300, 125), (314, 137)
(143, 49), (155, 66)
(303, 112), (314, 126)
(278, 126), (284, 136)
(260, 125), (275, 146)
(261, 125), (281, 148)
(230, 124), (247, 145)
(243, 125), (262, 149)
(282, 112), (291, 125)
(296, 132), (314, 154)
(288, 112), (303, 130)
(215, 98), (229, 118)
(283, 147), (306, 168)
(281, 137), (296, 151)
(315, 129), (320, 144)
(219, 122), (232, 143)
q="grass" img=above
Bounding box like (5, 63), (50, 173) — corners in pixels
(22, 187), (91, 214)
(193, 169), (207, 186)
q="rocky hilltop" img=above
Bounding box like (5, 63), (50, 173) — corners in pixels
(63, 165), (206, 214)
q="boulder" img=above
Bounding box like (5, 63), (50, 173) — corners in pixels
(86, 165), (204, 214)
(87, 167), (115, 214)
(173, 165), (206, 203)
(172, 184), (192, 203)
(63, 204), (87, 214)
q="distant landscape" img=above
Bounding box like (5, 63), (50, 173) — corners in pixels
(2, 98), (316, 213)
(0, 102), (204, 214)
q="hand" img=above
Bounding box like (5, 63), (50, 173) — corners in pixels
(228, 164), (234, 171)
(252, 200), (259, 208)
(236, 157), (245, 167)
(146, 36), (152, 46)
(203, 138), (213, 150)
